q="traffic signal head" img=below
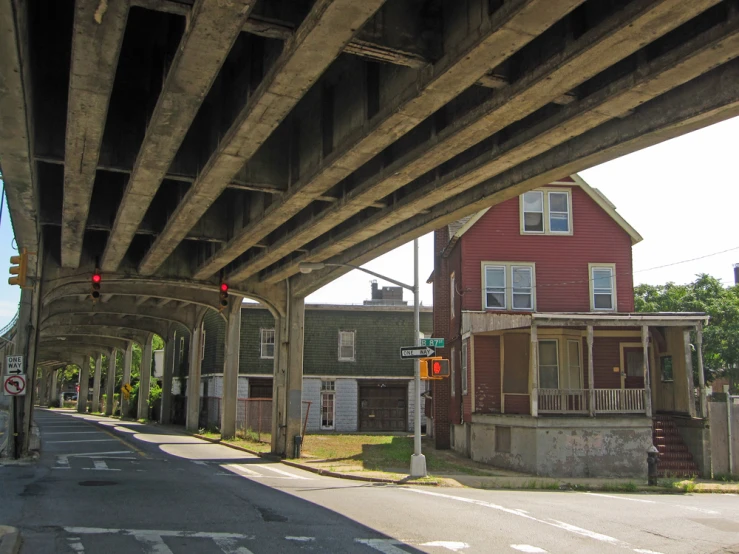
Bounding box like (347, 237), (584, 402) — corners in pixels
(8, 249), (28, 287)
(91, 270), (101, 300)
(431, 359), (450, 378)
(219, 283), (229, 308)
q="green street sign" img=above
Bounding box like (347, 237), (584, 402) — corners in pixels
(420, 338), (445, 348)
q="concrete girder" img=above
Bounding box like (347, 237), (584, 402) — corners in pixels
(227, 0), (723, 284)
(62, 0), (130, 268)
(100, 0), (256, 272)
(269, 10), (739, 283)
(41, 296), (205, 330)
(38, 346), (108, 361)
(39, 325), (152, 346)
(0, 0), (39, 251)
(40, 336), (129, 354)
(193, 0), (587, 281)
(137, 0), (388, 276)
(293, 57), (739, 297)
(40, 314), (170, 339)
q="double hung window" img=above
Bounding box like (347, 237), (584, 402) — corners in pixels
(483, 263), (535, 311)
(521, 189), (572, 234)
(339, 331), (355, 361)
(590, 265), (616, 311)
(260, 329), (275, 359)
(320, 380), (335, 430)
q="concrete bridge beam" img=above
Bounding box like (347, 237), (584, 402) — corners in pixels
(160, 325), (176, 425)
(120, 343), (133, 418)
(220, 300), (243, 440)
(92, 354), (103, 413)
(186, 309), (208, 433)
(105, 349), (117, 416)
(76, 355), (90, 414)
(137, 333), (154, 420)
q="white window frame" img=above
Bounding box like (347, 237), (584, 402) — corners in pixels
(338, 330), (356, 362)
(589, 263), (617, 311)
(519, 188), (573, 236)
(200, 329), (206, 361)
(450, 272), (455, 319)
(320, 380), (335, 430)
(482, 262), (536, 311)
(538, 339), (560, 389)
(260, 329), (275, 359)
(521, 190), (544, 233)
(451, 346), (456, 397)
(461, 342), (468, 395)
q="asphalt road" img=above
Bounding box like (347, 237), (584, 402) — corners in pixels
(0, 409), (737, 554)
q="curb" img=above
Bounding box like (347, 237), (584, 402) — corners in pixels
(193, 434), (439, 486)
(0, 526), (21, 554)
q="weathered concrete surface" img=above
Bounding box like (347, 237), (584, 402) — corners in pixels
(674, 415), (712, 478)
(101, 0), (255, 272)
(469, 414), (653, 478)
(62, 0), (129, 268)
(241, 0), (727, 284)
(269, 12), (739, 284)
(294, 56), (739, 297)
(138, 0), (387, 276)
(709, 400), (739, 476)
(194, 0), (584, 281)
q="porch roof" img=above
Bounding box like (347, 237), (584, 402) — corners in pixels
(531, 312), (709, 327)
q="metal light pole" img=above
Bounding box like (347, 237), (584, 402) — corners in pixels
(299, 244), (427, 478)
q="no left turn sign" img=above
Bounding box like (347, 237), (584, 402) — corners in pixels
(3, 375), (27, 396)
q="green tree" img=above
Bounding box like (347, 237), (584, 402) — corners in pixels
(635, 274), (739, 391)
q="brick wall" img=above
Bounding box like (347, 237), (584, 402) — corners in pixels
(474, 335), (500, 413)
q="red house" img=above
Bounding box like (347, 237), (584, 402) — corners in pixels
(429, 175), (710, 478)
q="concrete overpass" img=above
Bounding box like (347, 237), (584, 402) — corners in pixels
(2, 0), (739, 457)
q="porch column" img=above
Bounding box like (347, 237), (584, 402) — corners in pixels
(221, 301), (242, 440)
(137, 333), (154, 420)
(642, 325), (652, 418)
(186, 320), (205, 433)
(587, 325), (595, 417)
(105, 349), (117, 416)
(121, 343), (133, 417)
(696, 324), (707, 418)
(529, 324), (538, 417)
(160, 326), (176, 424)
(683, 329), (696, 418)
(91, 353), (103, 413)
(77, 355), (90, 414)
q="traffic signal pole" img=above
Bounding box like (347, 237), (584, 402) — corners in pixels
(410, 238), (427, 478)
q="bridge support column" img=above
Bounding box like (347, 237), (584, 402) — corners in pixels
(186, 318), (205, 433)
(92, 353), (103, 413)
(121, 343), (133, 417)
(105, 349), (117, 416)
(38, 367), (49, 407)
(160, 326), (175, 424)
(50, 368), (59, 405)
(77, 355), (90, 414)
(270, 290), (305, 458)
(221, 301), (242, 440)
(138, 334), (154, 420)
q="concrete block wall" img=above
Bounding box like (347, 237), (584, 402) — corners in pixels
(335, 379), (358, 432)
(302, 378), (321, 431)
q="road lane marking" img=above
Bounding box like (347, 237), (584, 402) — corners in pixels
(286, 536), (315, 542)
(421, 541), (469, 551)
(586, 492), (720, 514)
(212, 537), (255, 554)
(404, 489), (625, 546)
(45, 431), (106, 435)
(256, 464), (311, 479)
(511, 546), (547, 553)
(355, 538), (410, 553)
(133, 531), (174, 554)
(67, 538), (85, 552)
(64, 527), (252, 539)
(224, 463), (261, 477)
(47, 439), (119, 444)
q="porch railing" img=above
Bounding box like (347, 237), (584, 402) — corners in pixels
(537, 388), (646, 414)
(538, 389), (588, 413)
(594, 388), (645, 413)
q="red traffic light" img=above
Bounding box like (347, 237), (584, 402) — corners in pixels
(92, 273), (101, 284)
(432, 361), (441, 375)
(220, 283), (229, 292)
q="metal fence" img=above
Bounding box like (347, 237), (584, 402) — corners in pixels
(199, 397), (312, 443)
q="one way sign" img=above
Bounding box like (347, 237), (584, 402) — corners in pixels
(5, 356), (24, 376)
(400, 346), (436, 359)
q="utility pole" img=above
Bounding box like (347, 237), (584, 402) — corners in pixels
(410, 238), (427, 478)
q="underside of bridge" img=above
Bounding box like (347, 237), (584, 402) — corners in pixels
(2, 0), (739, 457)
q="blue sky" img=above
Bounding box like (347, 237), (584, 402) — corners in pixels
(1, 115), (737, 324)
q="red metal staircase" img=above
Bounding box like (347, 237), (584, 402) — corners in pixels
(652, 415), (699, 477)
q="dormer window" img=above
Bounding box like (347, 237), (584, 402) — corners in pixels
(521, 189), (572, 235)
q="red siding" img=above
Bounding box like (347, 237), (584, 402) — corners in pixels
(459, 185), (635, 313)
(474, 336), (500, 413)
(504, 395), (530, 414)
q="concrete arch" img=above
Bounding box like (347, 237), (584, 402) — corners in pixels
(39, 325), (153, 346)
(41, 313), (172, 339)
(40, 336), (130, 353)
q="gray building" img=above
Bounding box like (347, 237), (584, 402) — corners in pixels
(186, 298), (432, 433)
